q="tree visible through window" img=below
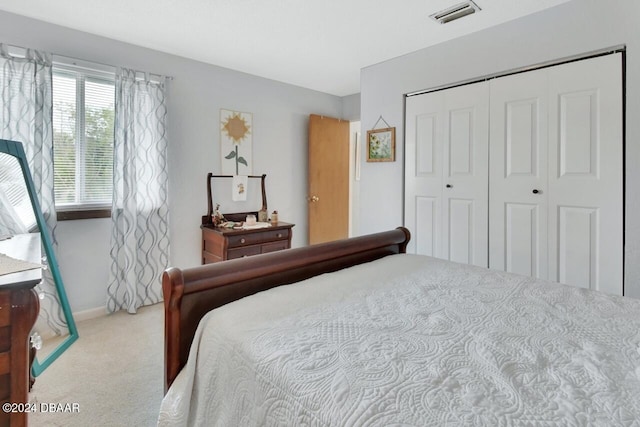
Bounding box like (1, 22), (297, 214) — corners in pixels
(53, 67), (115, 210)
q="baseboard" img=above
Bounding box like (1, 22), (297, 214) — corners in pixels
(73, 306), (107, 322)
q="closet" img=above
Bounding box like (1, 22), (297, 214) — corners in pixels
(404, 53), (623, 295)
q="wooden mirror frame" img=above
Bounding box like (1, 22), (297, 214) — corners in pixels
(202, 173), (267, 224)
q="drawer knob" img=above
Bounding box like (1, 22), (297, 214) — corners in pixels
(240, 238), (246, 244)
(277, 233), (282, 238)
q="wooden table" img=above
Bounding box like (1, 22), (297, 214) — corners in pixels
(0, 234), (41, 427)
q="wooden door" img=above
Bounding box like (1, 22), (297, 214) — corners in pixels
(489, 67), (549, 279)
(308, 114), (349, 244)
(404, 81), (489, 266)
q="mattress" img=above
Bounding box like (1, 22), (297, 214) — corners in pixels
(158, 254), (640, 426)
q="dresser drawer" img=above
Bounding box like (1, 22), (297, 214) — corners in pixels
(0, 352), (9, 376)
(0, 374), (9, 401)
(202, 237), (224, 257)
(227, 229), (290, 248)
(0, 327), (10, 353)
(0, 293), (9, 327)
(227, 245), (262, 260)
(261, 241), (289, 254)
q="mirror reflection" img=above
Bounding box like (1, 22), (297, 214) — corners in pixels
(0, 140), (77, 377)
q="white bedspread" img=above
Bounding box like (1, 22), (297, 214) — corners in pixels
(158, 254), (640, 426)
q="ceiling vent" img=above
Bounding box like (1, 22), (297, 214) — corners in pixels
(430, 1), (481, 24)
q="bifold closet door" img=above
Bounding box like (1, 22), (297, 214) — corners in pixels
(489, 53), (623, 295)
(404, 81), (488, 266)
(547, 54), (623, 295)
(488, 67), (549, 279)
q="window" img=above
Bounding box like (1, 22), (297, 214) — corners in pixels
(53, 64), (115, 217)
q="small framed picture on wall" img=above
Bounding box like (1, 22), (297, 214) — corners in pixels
(366, 127), (395, 162)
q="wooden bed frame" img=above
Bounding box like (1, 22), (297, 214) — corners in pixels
(162, 227), (410, 392)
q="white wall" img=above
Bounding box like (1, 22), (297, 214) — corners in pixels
(358, 0), (640, 298)
(342, 93), (361, 122)
(0, 11), (346, 312)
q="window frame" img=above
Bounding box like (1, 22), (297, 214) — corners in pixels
(52, 60), (116, 221)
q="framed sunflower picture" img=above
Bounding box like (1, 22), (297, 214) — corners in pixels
(221, 109), (252, 175)
(366, 127), (395, 162)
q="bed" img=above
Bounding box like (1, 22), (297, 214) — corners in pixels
(159, 227), (640, 426)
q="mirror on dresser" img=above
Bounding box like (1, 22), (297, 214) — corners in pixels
(0, 139), (78, 380)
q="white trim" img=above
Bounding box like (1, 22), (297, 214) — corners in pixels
(53, 54), (116, 77)
(73, 306), (107, 322)
(406, 45), (626, 98)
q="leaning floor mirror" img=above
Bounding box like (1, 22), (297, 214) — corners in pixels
(0, 139), (78, 377)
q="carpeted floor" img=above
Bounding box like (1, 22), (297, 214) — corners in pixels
(29, 303), (164, 426)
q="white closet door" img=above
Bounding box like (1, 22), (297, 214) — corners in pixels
(405, 90), (445, 257)
(489, 68), (549, 278)
(547, 54), (623, 295)
(405, 82), (488, 266)
(443, 83), (489, 265)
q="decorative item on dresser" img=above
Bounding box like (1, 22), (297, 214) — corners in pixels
(201, 173), (294, 264)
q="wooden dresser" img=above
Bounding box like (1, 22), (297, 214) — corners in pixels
(0, 234), (41, 427)
(201, 222), (294, 264)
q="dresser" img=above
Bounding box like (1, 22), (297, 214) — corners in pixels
(201, 222), (294, 264)
(0, 234), (41, 427)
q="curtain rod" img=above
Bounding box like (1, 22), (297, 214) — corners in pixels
(1, 42), (174, 81)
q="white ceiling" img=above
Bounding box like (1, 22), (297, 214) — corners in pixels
(0, 0), (570, 96)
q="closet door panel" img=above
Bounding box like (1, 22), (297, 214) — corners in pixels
(442, 82), (489, 267)
(405, 81), (488, 266)
(448, 198), (474, 264)
(506, 101), (539, 176)
(489, 69), (548, 278)
(405, 92), (445, 255)
(415, 196), (438, 256)
(505, 203), (539, 277)
(558, 91), (598, 177)
(449, 109), (473, 175)
(547, 53), (623, 295)
(557, 206), (598, 289)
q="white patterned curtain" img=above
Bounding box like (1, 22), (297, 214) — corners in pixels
(0, 45), (69, 335)
(107, 68), (170, 314)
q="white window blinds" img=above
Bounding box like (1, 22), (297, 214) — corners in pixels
(53, 66), (115, 210)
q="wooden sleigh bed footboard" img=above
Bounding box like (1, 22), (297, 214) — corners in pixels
(162, 227), (410, 392)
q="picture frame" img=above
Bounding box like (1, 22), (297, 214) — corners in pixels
(221, 109), (252, 175)
(366, 127), (395, 162)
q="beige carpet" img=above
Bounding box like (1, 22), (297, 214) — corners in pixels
(29, 303), (164, 426)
